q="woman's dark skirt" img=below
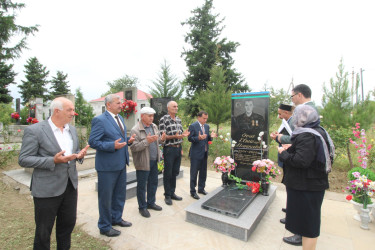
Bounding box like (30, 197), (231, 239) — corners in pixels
(285, 187), (325, 238)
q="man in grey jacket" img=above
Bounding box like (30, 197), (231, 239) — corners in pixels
(19, 97), (89, 250)
(130, 107), (166, 218)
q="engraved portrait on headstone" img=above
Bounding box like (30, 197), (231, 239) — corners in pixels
(125, 90), (133, 101)
(150, 97), (172, 126)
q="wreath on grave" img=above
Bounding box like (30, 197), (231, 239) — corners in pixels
(121, 99), (137, 119)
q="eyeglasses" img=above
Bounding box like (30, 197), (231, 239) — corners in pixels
(290, 93), (298, 99)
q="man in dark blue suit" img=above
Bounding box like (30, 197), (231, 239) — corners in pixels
(188, 111), (217, 199)
(89, 94), (135, 237)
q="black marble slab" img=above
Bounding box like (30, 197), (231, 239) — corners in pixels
(201, 184), (257, 218)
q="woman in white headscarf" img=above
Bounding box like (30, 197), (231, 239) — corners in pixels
(278, 105), (334, 250)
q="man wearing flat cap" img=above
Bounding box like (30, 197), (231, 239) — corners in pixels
(130, 107), (166, 218)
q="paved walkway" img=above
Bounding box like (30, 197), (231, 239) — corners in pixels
(75, 165), (375, 250)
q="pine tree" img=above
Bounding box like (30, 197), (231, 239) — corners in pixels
(18, 57), (49, 105)
(149, 60), (183, 100)
(321, 58), (351, 128)
(197, 62), (231, 133)
(50, 71), (70, 98)
(0, 0), (38, 103)
(181, 0), (248, 95)
(0, 61), (16, 103)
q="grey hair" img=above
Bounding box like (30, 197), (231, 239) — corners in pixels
(167, 101), (176, 108)
(104, 94), (121, 107)
(293, 105), (319, 128)
(50, 99), (64, 115)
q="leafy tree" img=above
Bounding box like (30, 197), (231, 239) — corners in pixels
(321, 58), (351, 128)
(50, 71), (70, 98)
(75, 87), (94, 127)
(267, 86), (290, 127)
(0, 0), (39, 103)
(0, 103), (14, 125)
(181, 0), (249, 116)
(197, 62), (231, 133)
(0, 61), (16, 103)
(18, 57), (49, 105)
(149, 60), (183, 100)
(102, 75), (138, 96)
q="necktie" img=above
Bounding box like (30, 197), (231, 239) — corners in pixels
(115, 116), (125, 136)
(202, 125), (207, 151)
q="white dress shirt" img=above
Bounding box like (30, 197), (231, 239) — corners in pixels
(48, 118), (73, 156)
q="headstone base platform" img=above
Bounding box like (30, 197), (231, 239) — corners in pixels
(185, 184), (276, 241)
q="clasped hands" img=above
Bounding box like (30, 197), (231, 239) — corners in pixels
(54, 145), (90, 164)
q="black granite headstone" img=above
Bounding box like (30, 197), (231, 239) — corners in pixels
(231, 92), (270, 182)
(150, 97), (172, 126)
(201, 185), (257, 218)
(16, 98), (20, 125)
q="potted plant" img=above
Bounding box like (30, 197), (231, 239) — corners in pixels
(345, 172), (375, 229)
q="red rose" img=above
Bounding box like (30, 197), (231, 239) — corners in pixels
(74, 112), (79, 116)
(346, 195), (353, 201)
(208, 141), (212, 145)
(252, 166), (256, 172)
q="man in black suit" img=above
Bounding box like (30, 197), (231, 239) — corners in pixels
(188, 111), (217, 199)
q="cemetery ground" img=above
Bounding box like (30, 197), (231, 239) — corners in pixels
(0, 152), (349, 249)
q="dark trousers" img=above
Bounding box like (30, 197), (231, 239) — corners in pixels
(190, 154), (207, 194)
(97, 168), (127, 232)
(33, 179), (77, 250)
(136, 160), (159, 209)
(163, 146), (181, 197)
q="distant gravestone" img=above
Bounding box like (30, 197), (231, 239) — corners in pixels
(231, 92), (270, 182)
(16, 98), (21, 125)
(123, 87), (138, 132)
(150, 97), (172, 126)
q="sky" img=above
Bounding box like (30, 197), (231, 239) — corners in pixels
(9, 0), (375, 107)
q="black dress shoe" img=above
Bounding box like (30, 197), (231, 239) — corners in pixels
(100, 228), (121, 237)
(165, 196), (172, 205)
(191, 193), (200, 200)
(171, 193), (182, 201)
(147, 204), (162, 211)
(283, 234), (302, 246)
(198, 190), (208, 195)
(280, 218), (286, 224)
(282, 208), (287, 213)
(139, 208), (150, 218)
(112, 219), (132, 227)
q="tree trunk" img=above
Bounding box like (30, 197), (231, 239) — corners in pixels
(347, 143), (354, 169)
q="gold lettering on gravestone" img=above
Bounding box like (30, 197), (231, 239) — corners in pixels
(233, 149), (260, 166)
(235, 133), (260, 149)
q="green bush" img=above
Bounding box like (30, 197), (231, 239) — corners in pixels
(347, 167), (375, 181)
(0, 103), (14, 125)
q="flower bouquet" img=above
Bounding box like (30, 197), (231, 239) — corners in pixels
(212, 156), (236, 186)
(121, 99), (137, 119)
(252, 159), (280, 196)
(252, 159), (280, 183)
(11, 112), (20, 121)
(26, 117), (39, 124)
(345, 172), (375, 209)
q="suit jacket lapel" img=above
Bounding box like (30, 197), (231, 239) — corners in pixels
(105, 111), (125, 139)
(40, 120), (62, 152)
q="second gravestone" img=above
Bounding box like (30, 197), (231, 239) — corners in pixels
(231, 92), (270, 182)
(150, 97), (172, 126)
